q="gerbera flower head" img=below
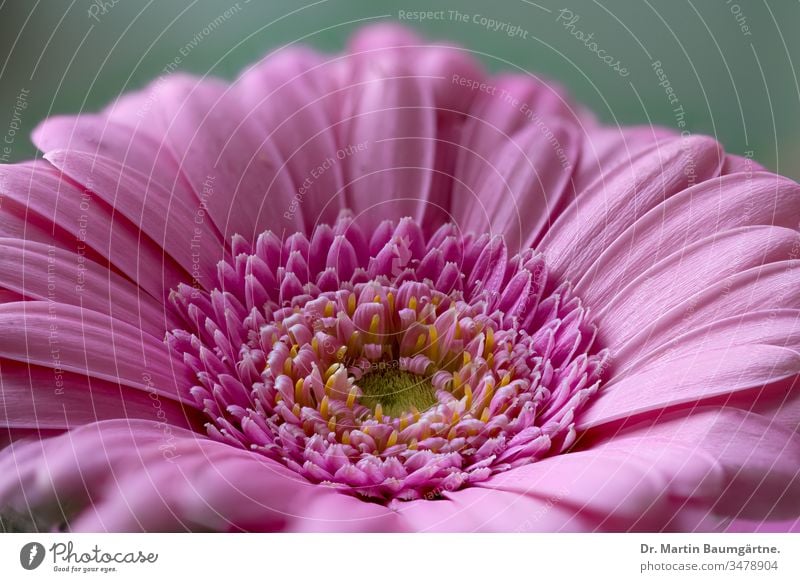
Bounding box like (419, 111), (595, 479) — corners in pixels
(166, 212), (607, 502)
(0, 23), (798, 532)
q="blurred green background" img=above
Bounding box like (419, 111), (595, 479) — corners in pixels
(1, 0), (798, 178)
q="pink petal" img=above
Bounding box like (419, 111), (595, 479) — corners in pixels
(44, 149), (224, 289)
(0, 161), (185, 299)
(346, 22), (422, 54)
(451, 120), (579, 253)
(31, 115), (200, 223)
(620, 309), (800, 375)
(575, 173), (800, 309)
(579, 344), (800, 429)
(395, 487), (589, 532)
(540, 135), (724, 283)
(234, 47), (345, 229)
(337, 53), (436, 227)
(395, 442), (723, 531)
(690, 409), (800, 520)
(721, 153), (766, 174)
(0, 239), (171, 336)
(0, 302), (193, 405)
(615, 261), (800, 361)
(583, 407), (800, 522)
(136, 73), (303, 238)
(724, 517), (800, 532)
(0, 362), (196, 430)
(347, 24), (488, 234)
(455, 73), (583, 185)
(572, 125), (676, 193)
(593, 225), (799, 352)
(0, 420), (400, 532)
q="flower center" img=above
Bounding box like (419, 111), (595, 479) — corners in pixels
(167, 212), (608, 502)
(358, 369), (436, 418)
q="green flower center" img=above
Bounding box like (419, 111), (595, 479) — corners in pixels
(357, 367), (437, 418)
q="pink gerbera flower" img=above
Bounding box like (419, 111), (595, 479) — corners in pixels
(1, 24), (798, 532)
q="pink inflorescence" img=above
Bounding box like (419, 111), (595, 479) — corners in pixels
(167, 212), (608, 502)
